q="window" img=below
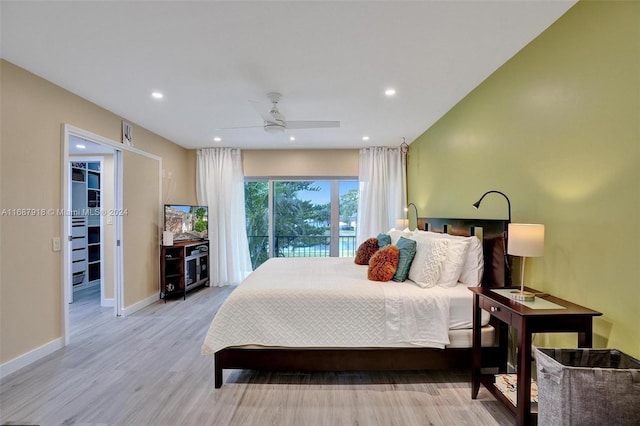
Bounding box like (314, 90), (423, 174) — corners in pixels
(245, 179), (358, 269)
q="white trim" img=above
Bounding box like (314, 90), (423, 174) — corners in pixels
(62, 125), (71, 345)
(330, 180), (340, 256)
(120, 293), (159, 317)
(0, 338), (64, 379)
(114, 149), (124, 316)
(157, 157), (163, 306)
(64, 124), (161, 161)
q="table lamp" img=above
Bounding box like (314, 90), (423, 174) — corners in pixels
(507, 223), (544, 301)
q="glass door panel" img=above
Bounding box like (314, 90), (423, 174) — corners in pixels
(273, 181), (330, 258)
(244, 181), (269, 269)
(245, 179), (358, 269)
(339, 181), (358, 257)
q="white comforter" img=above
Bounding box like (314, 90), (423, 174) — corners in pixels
(201, 257), (454, 355)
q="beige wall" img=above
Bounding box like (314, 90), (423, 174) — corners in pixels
(243, 149), (358, 177)
(407, 1), (639, 356)
(0, 60), (196, 364)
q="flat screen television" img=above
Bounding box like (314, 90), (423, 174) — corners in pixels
(164, 204), (208, 242)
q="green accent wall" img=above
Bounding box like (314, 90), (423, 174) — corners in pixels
(407, 1), (639, 356)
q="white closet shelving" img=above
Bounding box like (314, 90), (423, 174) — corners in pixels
(71, 161), (101, 291)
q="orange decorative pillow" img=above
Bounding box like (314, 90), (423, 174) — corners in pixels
(368, 245), (400, 281)
(355, 237), (379, 265)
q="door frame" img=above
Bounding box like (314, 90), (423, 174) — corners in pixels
(62, 125), (123, 344)
(62, 124), (163, 345)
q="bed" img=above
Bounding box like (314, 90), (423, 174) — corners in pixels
(203, 218), (510, 388)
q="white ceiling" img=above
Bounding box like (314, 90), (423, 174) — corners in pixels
(1, 1), (575, 150)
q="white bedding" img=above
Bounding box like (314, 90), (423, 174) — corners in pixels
(201, 257), (489, 355)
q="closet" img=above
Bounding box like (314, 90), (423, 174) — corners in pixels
(71, 161), (102, 292)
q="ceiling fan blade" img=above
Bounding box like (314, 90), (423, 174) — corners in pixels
(249, 100), (277, 124)
(215, 125), (263, 130)
(286, 120), (340, 130)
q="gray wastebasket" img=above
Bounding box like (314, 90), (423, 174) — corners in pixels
(535, 347), (640, 426)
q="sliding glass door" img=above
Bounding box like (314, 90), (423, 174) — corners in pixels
(245, 179), (358, 269)
(338, 180), (358, 257)
(244, 180), (269, 269)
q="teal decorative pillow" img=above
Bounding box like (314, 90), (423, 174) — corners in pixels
(392, 236), (417, 282)
(377, 233), (391, 248)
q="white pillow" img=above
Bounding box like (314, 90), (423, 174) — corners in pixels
(387, 228), (414, 245)
(408, 238), (449, 288)
(459, 236), (483, 286)
(410, 232), (468, 288)
(413, 230), (483, 287)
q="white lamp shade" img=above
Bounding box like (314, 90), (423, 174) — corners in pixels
(163, 231), (174, 246)
(508, 224), (544, 257)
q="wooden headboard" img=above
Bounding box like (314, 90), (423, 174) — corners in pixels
(417, 217), (510, 288)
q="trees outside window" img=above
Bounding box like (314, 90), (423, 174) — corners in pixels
(244, 179), (358, 269)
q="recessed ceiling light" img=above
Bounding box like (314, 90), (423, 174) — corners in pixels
(213, 137), (222, 142)
(75, 144), (86, 149)
(289, 136), (296, 141)
(385, 88), (396, 96)
(151, 91), (164, 99)
(362, 136), (370, 141)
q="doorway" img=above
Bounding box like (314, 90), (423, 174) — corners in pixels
(64, 130), (122, 340)
(62, 124), (163, 346)
(69, 157), (104, 302)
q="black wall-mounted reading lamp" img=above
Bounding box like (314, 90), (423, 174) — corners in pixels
(405, 203), (419, 230)
(472, 190), (512, 285)
(472, 190), (511, 223)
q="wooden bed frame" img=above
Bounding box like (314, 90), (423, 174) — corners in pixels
(214, 218), (510, 388)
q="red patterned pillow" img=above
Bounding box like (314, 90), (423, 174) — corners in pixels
(355, 237), (379, 265)
(368, 245), (400, 281)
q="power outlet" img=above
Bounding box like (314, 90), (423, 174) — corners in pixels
(52, 237), (61, 252)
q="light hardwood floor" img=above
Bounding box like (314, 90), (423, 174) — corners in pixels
(0, 285), (512, 425)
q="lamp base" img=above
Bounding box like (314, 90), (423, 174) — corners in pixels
(510, 290), (536, 301)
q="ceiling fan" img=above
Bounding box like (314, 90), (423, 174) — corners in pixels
(222, 92), (340, 134)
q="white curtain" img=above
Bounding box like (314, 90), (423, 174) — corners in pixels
(356, 147), (406, 245)
(197, 148), (252, 286)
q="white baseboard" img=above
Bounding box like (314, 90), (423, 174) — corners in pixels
(101, 297), (115, 307)
(121, 292), (159, 317)
(0, 337), (64, 379)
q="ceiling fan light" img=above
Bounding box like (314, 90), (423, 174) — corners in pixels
(264, 123), (285, 133)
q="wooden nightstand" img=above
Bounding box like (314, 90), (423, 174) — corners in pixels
(469, 286), (602, 426)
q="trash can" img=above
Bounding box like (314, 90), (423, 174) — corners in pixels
(535, 347), (640, 426)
